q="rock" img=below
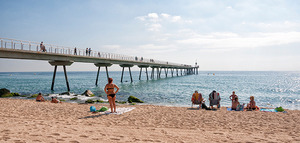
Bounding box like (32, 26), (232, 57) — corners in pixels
(28, 94), (38, 98)
(70, 97), (78, 100)
(10, 93), (20, 96)
(128, 96), (144, 103)
(0, 88), (11, 97)
(82, 90), (94, 97)
(85, 99), (95, 103)
(59, 92), (71, 95)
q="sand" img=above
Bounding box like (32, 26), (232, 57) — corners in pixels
(0, 98), (299, 143)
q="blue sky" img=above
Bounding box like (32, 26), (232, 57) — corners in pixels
(0, 0), (300, 71)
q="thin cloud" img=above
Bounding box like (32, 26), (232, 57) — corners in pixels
(136, 13), (192, 31)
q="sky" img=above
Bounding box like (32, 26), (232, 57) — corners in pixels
(0, 0), (300, 72)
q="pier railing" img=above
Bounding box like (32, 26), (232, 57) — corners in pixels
(0, 38), (191, 67)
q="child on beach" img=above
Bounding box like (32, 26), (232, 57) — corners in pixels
(229, 91), (237, 102)
(36, 93), (45, 102)
(51, 97), (61, 103)
(231, 97), (240, 110)
(245, 96), (257, 110)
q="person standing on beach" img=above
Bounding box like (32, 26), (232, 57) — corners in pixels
(104, 78), (119, 113)
(229, 91), (237, 102)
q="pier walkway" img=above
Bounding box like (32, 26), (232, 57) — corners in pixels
(0, 38), (198, 91)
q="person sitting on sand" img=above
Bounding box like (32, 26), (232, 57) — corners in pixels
(245, 96), (257, 110)
(51, 97), (61, 103)
(231, 97), (240, 110)
(191, 90), (203, 108)
(36, 93), (45, 102)
(209, 90), (221, 109)
(229, 91), (238, 103)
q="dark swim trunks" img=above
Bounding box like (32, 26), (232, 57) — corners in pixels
(108, 94), (116, 98)
(36, 100), (41, 102)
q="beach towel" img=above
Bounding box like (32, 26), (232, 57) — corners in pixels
(260, 108), (277, 112)
(260, 108), (287, 113)
(102, 107), (135, 115)
(226, 107), (243, 111)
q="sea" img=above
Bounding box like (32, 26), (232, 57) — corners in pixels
(0, 71), (299, 110)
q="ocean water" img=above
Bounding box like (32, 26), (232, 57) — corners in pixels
(0, 71), (299, 110)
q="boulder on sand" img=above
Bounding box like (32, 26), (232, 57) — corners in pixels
(82, 90), (94, 97)
(128, 95), (144, 103)
(0, 88), (10, 97)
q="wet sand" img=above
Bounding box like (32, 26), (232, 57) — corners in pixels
(0, 98), (299, 143)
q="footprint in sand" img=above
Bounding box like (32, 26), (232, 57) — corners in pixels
(52, 133), (60, 136)
(69, 140), (80, 143)
(79, 135), (88, 138)
(56, 139), (65, 142)
(213, 132), (224, 135)
(110, 138), (121, 141)
(33, 140), (42, 142)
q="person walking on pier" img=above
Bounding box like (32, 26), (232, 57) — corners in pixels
(40, 42), (46, 52)
(104, 78), (119, 113)
(74, 47), (77, 55)
(88, 48), (92, 56)
(86, 48), (88, 56)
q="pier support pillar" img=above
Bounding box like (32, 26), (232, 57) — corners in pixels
(94, 63), (113, 85)
(138, 65), (149, 80)
(49, 60), (73, 91)
(120, 64), (134, 82)
(164, 68), (168, 78)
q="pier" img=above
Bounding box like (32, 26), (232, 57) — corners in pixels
(0, 38), (199, 91)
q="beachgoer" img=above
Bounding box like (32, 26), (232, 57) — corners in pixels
(86, 48), (88, 56)
(209, 90), (221, 109)
(36, 93), (45, 102)
(40, 42), (46, 52)
(51, 97), (61, 103)
(74, 47), (77, 55)
(229, 91), (237, 102)
(191, 90), (203, 108)
(104, 78), (120, 113)
(88, 48), (91, 56)
(98, 52), (100, 57)
(231, 97), (240, 110)
(245, 96), (256, 110)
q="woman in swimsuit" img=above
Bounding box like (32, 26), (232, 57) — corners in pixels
(104, 78), (119, 113)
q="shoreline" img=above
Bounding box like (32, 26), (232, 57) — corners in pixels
(1, 98), (300, 142)
(7, 96), (300, 111)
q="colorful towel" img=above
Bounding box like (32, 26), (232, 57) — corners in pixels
(227, 107), (242, 111)
(260, 108), (278, 112)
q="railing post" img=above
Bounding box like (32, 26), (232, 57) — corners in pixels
(21, 43), (23, 50)
(29, 44), (31, 51)
(11, 40), (13, 49)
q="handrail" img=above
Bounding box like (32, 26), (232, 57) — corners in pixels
(0, 37), (192, 68)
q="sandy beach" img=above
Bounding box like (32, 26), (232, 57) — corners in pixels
(0, 98), (299, 143)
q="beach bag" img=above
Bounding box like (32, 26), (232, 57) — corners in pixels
(99, 106), (108, 112)
(90, 106), (96, 112)
(236, 104), (244, 111)
(275, 106), (284, 112)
